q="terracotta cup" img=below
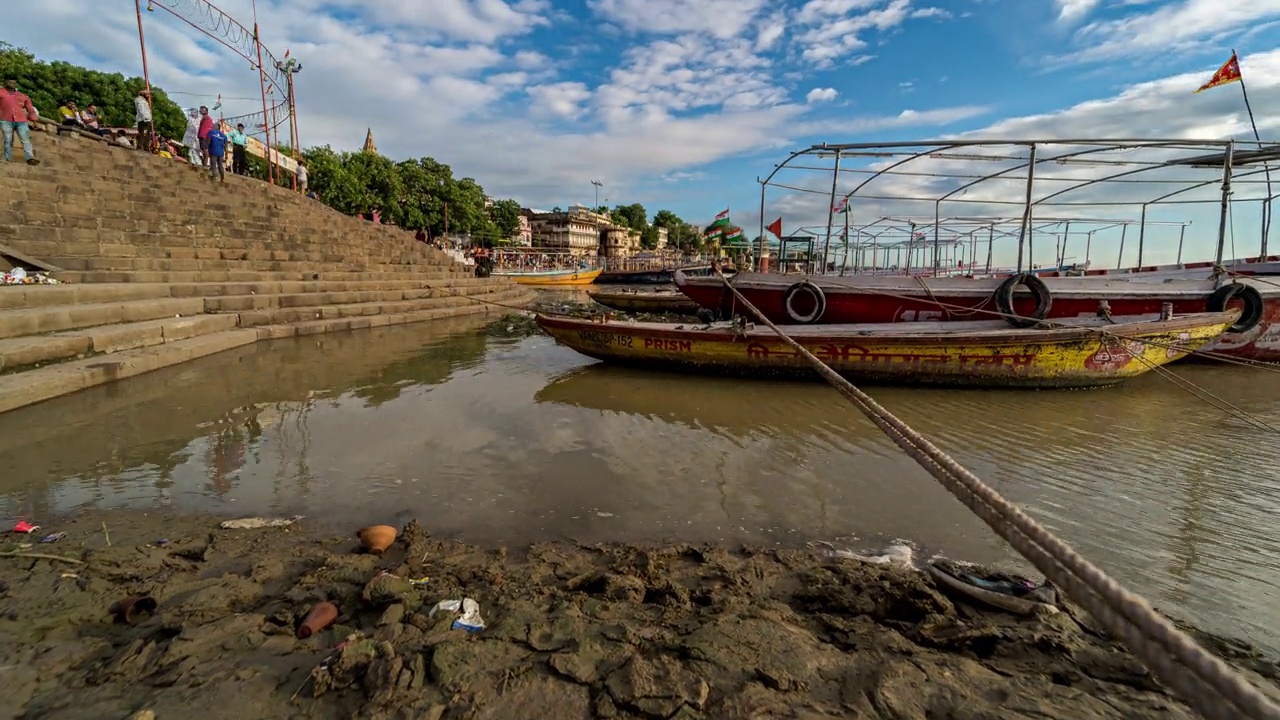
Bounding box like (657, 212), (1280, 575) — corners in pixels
(111, 595), (158, 625)
(296, 601), (339, 639)
(356, 525), (397, 555)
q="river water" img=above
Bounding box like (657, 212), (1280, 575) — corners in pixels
(1, 289), (1277, 652)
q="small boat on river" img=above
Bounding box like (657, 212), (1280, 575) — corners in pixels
(596, 265), (738, 285)
(496, 267), (603, 286)
(588, 289), (700, 314)
(535, 310), (1238, 389)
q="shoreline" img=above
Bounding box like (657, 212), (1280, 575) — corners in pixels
(4, 509), (1279, 719)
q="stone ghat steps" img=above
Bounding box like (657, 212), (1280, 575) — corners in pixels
(42, 255), (470, 276)
(0, 282), (535, 412)
(20, 240), (464, 269)
(0, 289), (532, 414)
(53, 269), (478, 284)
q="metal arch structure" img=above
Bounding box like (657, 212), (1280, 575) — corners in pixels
(756, 146), (825, 270)
(758, 138), (1272, 276)
(135, 0), (302, 187)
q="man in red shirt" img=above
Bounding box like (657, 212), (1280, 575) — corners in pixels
(0, 78), (40, 165)
(196, 105), (213, 168)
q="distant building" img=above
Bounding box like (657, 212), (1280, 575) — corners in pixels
(656, 226), (668, 250)
(527, 204), (613, 256)
(362, 128), (378, 154)
(515, 214), (532, 246)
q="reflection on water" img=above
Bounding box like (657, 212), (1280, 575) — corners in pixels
(0, 310), (1278, 652)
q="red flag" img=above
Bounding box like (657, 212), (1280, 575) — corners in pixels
(766, 217), (782, 239)
(1195, 52), (1243, 93)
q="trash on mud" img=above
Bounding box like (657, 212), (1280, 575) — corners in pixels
(428, 598), (485, 632)
(822, 542), (915, 567)
(39, 532), (66, 543)
(927, 559), (1059, 616)
(11, 521), (40, 534)
(219, 515), (304, 530)
(110, 595), (159, 625)
(355, 524), (397, 555)
(297, 601), (340, 639)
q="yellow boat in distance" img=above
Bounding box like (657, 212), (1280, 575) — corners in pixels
(497, 267), (603, 286)
(535, 310), (1239, 389)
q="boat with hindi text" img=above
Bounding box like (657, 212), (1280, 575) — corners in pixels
(535, 310), (1238, 389)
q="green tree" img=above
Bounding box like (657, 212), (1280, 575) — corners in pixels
(0, 42), (185, 139)
(652, 209), (702, 252)
(611, 203), (647, 232)
(489, 199), (523, 239)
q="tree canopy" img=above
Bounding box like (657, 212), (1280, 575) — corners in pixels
(0, 42), (186, 140)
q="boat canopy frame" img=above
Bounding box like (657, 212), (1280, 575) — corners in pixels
(755, 138), (1275, 275)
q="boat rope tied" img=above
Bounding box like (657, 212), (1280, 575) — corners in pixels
(711, 269), (1280, 720)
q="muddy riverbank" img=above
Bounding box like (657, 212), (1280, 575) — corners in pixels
(3, 510), (1278, 719)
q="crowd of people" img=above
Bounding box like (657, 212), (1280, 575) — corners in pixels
(0, 76), (307, 188)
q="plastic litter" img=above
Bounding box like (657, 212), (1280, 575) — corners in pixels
(11, 521), (40, 534)
(219, 515), (304, 529)
(39, 532), (66, 543)
(1, 268), (60, 285)
(428, 598), (485, 632)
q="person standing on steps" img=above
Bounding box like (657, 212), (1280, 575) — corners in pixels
(229, 123), (248, 175)
(296, 161), (307, 194)
(134, 90), (153, 152)
(0, 79), (39, 165)
(207, 124), (228, 182)
(196, 106), (213, 169)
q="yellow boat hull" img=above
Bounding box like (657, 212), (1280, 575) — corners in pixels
(535, 312), (1236, 389)
(503, 268), (603, 286)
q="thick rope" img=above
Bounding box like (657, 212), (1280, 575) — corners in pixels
(711, 269), (1280, 720)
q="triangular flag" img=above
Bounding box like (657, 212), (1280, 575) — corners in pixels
(1195, 52), (1243, 93)
(766, 217), (782, 239)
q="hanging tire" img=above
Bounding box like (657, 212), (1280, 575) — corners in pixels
(994, 273), (1053, 328)
(783, 281), (827, 324)
(1206, 282), (1264, 333)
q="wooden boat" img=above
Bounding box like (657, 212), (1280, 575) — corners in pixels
(535, 310), (1238, 389)
(588, 289), (700, 314)
(496, 267), (603, 286)
(674, 270), (1280, 361)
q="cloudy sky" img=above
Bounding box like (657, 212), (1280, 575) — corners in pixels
(8, 0), (1280, 263)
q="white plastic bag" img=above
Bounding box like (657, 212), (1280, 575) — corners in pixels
(428, 598), (485, 632)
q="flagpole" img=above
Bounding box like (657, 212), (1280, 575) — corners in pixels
(1235, 49), (1273, 256)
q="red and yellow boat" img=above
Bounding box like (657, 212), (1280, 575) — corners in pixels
(535, 310), (1237, 389)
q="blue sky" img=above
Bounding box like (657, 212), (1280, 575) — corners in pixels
(9, 0), (1280, 263)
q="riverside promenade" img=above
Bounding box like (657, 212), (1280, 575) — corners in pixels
(0, 123), (532, 413)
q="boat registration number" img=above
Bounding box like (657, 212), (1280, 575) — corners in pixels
(577, 330), (633, 348)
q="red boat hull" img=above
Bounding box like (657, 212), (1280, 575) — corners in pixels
(675, 272), (1280, 361)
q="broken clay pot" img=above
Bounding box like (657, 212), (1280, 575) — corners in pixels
(110, 595), (158, 625)
(356, 525), (397, 555)
(296, 601), (339, 639)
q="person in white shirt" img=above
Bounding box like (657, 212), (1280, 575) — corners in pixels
(134, 92), (153, 152)
(296, 162), (308, 193)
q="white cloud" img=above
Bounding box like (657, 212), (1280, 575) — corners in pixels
(1056, 0), (1101, 23)
(1064, 0), (1280, 63)
(526, 82), (593, 118)
(587, 0), (769, 38)
(792, 0), (915, 68)
(755, 11), (788, 51)
(910, 7), (951, 19)
(806, 87), (839, 103)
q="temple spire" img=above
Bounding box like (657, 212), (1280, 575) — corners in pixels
(362, 128), (378, 155)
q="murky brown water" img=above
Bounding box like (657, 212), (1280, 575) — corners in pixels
(1, 290), (1278, 652)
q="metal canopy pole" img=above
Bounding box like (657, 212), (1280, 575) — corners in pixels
(1137, 205), (1147, 266)
(821, 150), (842, 275)
(1215, 141), (1235, 265)
(1015, 143), (1037, 273)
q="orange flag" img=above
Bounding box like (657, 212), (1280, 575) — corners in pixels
(1195, 52), (1243, 93)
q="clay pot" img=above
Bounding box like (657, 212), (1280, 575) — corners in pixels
(356, 525), (397, 555)
(110, 595), (158, 625)
(296, 601), (339, 639)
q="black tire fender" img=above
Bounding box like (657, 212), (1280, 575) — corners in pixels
(783, 281), (827, 324)
(1206, 282), (1264, 334)
(994, 273), (1053, 328)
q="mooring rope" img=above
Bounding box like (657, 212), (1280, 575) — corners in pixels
(711, 269), (1280, 720)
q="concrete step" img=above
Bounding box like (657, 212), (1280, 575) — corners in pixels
(0, 314), (238, 372)
(165, 277), (494, 298)
(199, 280), (512, 312)
(0, 328), (261, 414)
(235, 286), (529, 326)
(50, 269), (475, 284)
(42, 256), (460, 275)
(0, 283), (171, 311)
(0, 296), (204, 340)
